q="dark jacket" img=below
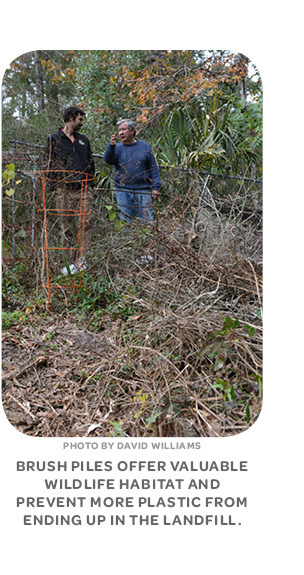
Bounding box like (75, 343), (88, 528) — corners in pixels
(44, 128), (95, 187)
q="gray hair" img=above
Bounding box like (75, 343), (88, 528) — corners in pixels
(117, 118), (136, 136)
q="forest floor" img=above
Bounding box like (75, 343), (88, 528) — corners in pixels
(2, 186), (263, 438)
(2, 302), (262, 437)
(2, 312), (119, 436)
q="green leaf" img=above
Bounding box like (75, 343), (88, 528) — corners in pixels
(214, 377), (227, 389)
(246, 404), (251, 423)
(111, 421), (124, 436)
(243, 324), (256, 336)
(6, 188), (15, 197)
(16, 229), (26, 238)
(146, 412), (161, 424)
(214, 356), (225, 371)
(5, 169), (15, 183)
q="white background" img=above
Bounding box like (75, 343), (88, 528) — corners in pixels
(1, 3), (303, 573)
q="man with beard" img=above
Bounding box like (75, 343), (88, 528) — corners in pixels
(44, 106), (95, 274)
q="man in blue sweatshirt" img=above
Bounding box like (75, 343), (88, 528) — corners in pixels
(104, 119), (161, 222)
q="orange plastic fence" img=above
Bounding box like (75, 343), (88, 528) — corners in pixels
(34, 170), (94, 308)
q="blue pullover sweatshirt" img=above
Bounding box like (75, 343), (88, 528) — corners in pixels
(104, 140), (161, 191)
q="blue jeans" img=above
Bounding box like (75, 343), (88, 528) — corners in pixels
(115, 188), (153, 222)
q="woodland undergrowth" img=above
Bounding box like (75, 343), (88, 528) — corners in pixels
(2, 175), (262, 437)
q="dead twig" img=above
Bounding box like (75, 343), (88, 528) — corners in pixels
(2, 355), (47, 382)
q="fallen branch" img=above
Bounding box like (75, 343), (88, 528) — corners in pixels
(2, 355), (47, 382)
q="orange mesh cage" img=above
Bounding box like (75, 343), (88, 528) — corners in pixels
(34, 170), (95, 308)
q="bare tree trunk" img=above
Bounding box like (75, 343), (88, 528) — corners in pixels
(34, 50), (45, 111)
(235, 53), (248, 102)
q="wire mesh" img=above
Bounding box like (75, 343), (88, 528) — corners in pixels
(2, 143), (40, 268)
(34, 169), (95, 308)
(2, 139), (262, 310)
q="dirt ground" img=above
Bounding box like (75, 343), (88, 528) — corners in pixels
(2, 314), (120, 436)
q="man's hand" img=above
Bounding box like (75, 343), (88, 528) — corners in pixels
(110, 132), (117, 146)
(152, 190), (160, 200)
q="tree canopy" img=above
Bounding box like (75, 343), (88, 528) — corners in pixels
(2, 49), (262, 176)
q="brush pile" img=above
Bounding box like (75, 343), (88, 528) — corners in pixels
(2, 172), (262, 437)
